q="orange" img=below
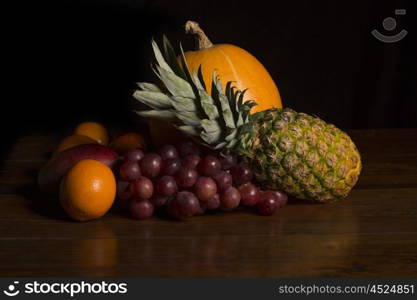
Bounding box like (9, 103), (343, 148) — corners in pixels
(74, 122), (109, 145)
(55, 134), (97, 153)
(60, 159), (116, 222)
(111, 132), (146, 153)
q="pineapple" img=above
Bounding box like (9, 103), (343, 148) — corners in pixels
(133, 37), (362, 203)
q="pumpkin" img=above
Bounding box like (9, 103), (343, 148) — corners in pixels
(148, 20), (283, 147)
(183, 21), (282, 113)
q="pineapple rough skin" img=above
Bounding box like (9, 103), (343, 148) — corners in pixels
(237, 108), (362, 203)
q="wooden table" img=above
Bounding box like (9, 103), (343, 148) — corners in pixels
(0, 129), (416, 277)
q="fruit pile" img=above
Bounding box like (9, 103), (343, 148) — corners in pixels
(37, 21), (361, 222)
(38, 122), (287, 222)
(115, 140), (288, 220)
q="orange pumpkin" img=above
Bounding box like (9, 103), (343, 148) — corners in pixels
(183, 21), (282, 113)
(149, 21), (282, 147)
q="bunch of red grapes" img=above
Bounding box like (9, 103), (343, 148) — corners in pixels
(115, 140), (288, 220)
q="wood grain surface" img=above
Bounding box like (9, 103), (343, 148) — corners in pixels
(0, 129), (416, 277)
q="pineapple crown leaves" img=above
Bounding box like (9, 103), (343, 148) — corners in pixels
(133, 36), (257, 150)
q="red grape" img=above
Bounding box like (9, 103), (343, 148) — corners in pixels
(197, 155), (221, 176)
(268, 190), (288, 207)
(116, 181), (131, 211)
(174, 167), (198, 188)
(119, 160), (141, 181)
(154, 175), (177, 196)
(150, 195), (171, 208)
(130, 176), (154, 199)
(161, 158), (181, 175)
(256, 192), (280, 215)
(220, 154), (237, 170)
(230, 163), (253, 186)
(196, 201), (207, 215)
(123, 148), (144, 162)
(166, 191), (200, 219)
(194, 177), (217, 202)
(182, 154), (201, 169)
(206, 194), (220, 210)
(220, 187), (241, 211)
(129, 198), (154, 220)
(238, 182), (260, 206)
(139, 153), (162, 178)
(117, 180), (131, 200)
(212, 171), (233, 191)
(263, 190), (288, 208)
(158, 144), (179, 160)
(177, 140), (200, 157)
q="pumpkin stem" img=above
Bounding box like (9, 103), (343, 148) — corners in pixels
(185, 20), (214, 49)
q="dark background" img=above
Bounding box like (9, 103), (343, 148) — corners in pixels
(3, 0), (416, 158)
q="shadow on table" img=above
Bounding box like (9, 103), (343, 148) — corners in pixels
(15, 181), (69, 221)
